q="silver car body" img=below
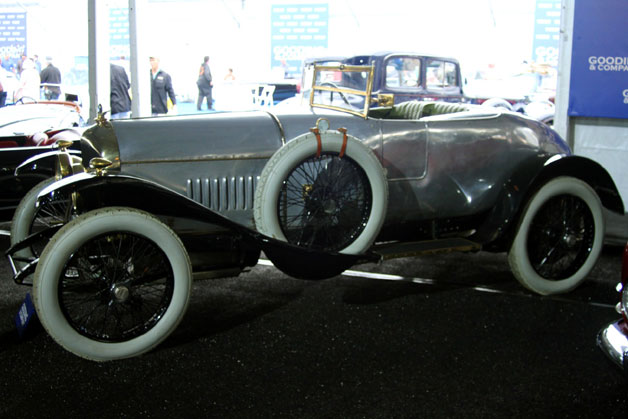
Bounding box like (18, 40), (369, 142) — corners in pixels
(107, 106), (565, 239)
(7, 64), (626, 361)
(9, 64), (623, 281)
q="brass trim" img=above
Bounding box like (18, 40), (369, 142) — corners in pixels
(81, 121), (122, 170)
(309, 63), (375, 119)
(94, 104), (112, 128)
(376, 93), (395, 107)
(56, 152), (73, 178)
(89, 157), (113, 176)
(123, 153), (275, 165)
(264, 111), (286, 146)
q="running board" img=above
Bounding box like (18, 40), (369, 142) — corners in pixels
(372, 238), (482, 260)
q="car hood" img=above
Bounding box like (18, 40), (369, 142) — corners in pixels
(111, 111), (286, 164)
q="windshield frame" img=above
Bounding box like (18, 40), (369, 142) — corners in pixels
(309, 64), (375, 118)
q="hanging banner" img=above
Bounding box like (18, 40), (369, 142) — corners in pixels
(0, 12), (27, 72)
(270, 3), (328, 79)
(568, 0), (628, 119)
(110, 8), (130, 59)
(531, 0), (561, 67)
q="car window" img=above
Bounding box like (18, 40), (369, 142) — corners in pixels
(426, 60), (458, 88)
(385, 57), (421, 88)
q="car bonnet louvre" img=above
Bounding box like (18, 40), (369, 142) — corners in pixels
(186, 175), (259, 212)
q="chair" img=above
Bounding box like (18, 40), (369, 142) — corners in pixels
(251, 84), (276, 108)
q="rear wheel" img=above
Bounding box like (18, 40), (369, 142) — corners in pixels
(33, 207), (192, 361)
(508, 177), (604, 295)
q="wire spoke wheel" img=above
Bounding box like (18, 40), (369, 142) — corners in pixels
(526, 194), (595, 280)
(508, 176), (604, 295)
(11, 178), (72, 272)
(34, 207), (192, 361)
(278, 152), (372, 252)
(255, 130), (387, 259)
(59, 231), (174, 343)
(29, 189), (71, 256)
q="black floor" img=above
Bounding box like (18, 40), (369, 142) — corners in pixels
(0, 234), (626, 418)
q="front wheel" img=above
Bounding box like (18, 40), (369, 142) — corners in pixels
(11, 178), (71, 271)
(33, 207), (192, 361)
(508, 177), (605, 295)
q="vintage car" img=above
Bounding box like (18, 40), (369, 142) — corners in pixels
(6, 64), (624, 361)
(0, 101), (85, 222)
(281, 52), (556, 125)
(597, 243), (628, 375)
(281, 52), (465, 110)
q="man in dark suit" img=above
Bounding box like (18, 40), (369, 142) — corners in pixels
(196, 56), (213, 111)
(40, 56), (62, 100)
(110, 63), (131, 119)
(149, 55), (176, 116)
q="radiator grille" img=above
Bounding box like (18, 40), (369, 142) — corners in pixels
(186, 176), (258, 211)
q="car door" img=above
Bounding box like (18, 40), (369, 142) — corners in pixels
(379, 119), (429, 224)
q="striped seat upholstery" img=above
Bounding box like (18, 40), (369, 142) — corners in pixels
(373, 101), (469, 120)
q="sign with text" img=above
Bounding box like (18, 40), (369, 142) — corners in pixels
(110, 8), (130, 59)
(270, 3), (328, 79)
(0, 12), (26, 62)
(532, 0), (561, 67)
(568, 0), (628, 119)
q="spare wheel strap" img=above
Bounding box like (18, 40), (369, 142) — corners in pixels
(338, 127), (348, 158)
(310, 128), (322, 157)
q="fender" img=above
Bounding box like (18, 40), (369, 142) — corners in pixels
(478, 154), (624, 251)
(36, 172), (370, 280)
(15, 149), (82, 177)
(529, 155), (623, 214)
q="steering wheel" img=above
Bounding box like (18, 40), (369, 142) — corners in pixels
(15, 96), (38, 104)
(320, 82), (351, 106)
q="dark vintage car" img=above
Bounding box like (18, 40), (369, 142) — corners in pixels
(6, 64), (624, 361)
(290, 51), (465, 108)
(0, 101), (84, 222)
(284, 52), (555, 125)
(597, 243), (628, 375)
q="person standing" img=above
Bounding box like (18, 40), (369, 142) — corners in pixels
(224, 68), (235, 82)
(110, 63), (131, 119)
(40, 56), (62, 100)
(149, 55), (176, 116)
(196, 56), (213, 111)
(16, 58), (40, 101)
(0, 65), (6, 108)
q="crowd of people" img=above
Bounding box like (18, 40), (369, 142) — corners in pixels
(0, 54), (64, 107)
(0, 52), (237, 117)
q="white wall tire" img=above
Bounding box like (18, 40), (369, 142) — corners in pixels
(508, 177), (605, 295)
(10, 177), (64, 270)
(33, 207), (192, 361)
(254, 130), (388, 255)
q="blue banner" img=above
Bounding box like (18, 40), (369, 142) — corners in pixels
(270, 3), (328, 79)
(532, 0), (561, 67)
(568, 0), (628, 119)
(0, 12), (26, 73)
(110, 8), (130, 59)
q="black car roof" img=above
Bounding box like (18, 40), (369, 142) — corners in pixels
(303, 51), (460, 67)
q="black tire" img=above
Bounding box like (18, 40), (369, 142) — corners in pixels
(254, 130), (387, 255)
(508, 177), (605, 295)
(33, 207), (192, 361)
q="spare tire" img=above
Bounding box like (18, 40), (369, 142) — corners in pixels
(254, 129), (388, 255)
